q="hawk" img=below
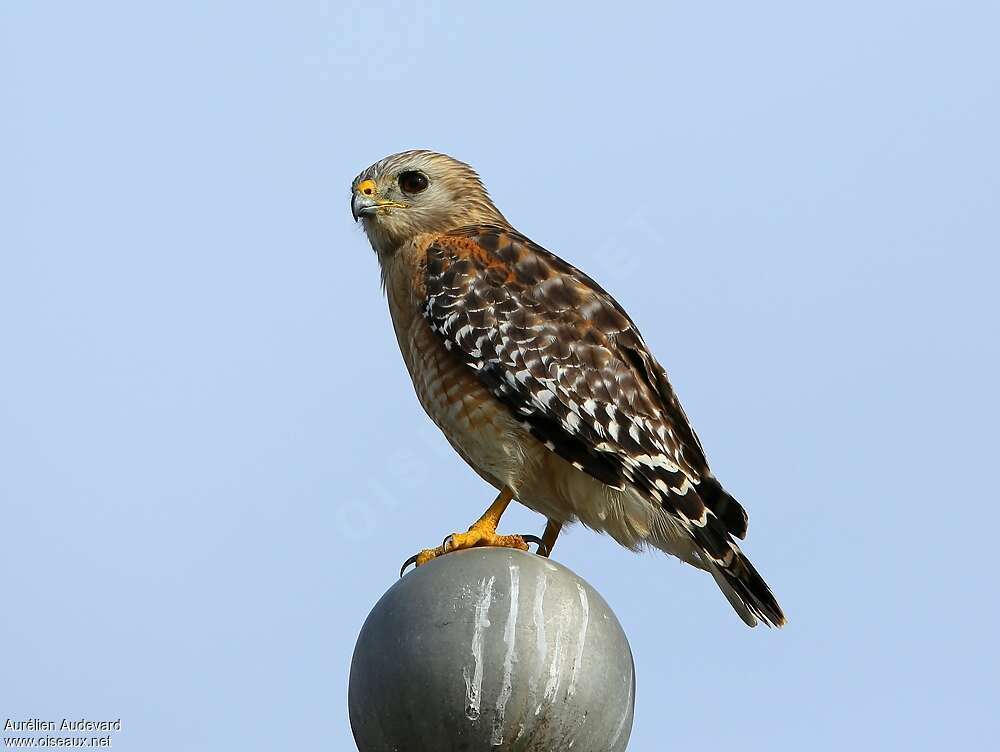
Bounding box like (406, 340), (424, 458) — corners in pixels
(351, 150), (786, 627)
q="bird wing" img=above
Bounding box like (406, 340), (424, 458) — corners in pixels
(420, 224), (749, 540)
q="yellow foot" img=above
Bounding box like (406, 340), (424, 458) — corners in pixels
(399, 488), (546, 576)
(400, 527), (543, 576)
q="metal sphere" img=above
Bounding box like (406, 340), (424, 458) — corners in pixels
(349, 547), (635, 752)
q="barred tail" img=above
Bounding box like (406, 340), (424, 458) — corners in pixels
(651, 472), (785, 627)
(708, 546), (786, 628)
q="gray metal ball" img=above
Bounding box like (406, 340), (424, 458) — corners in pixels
(349, 547), (635, 752)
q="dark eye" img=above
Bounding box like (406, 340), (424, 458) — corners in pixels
(398, 170), (429, 194)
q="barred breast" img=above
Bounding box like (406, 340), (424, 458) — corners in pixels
(383, 243), (545, 497)
(379, 243), (671, 553)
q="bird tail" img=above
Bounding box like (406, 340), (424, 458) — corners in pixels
(706, 545), (786, 628)
(681, 478), (786, 628)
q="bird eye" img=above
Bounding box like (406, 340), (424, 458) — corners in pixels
(398, 170), (429, 194)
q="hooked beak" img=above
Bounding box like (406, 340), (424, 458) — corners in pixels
(351, 193), (378, 222)
(352, 179), (406, 222)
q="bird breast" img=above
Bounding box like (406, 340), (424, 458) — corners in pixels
(382, 244), (543, 494)
(377, 243), (674, 554)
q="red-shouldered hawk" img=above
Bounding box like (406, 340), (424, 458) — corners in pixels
(351, 150), (785, 627)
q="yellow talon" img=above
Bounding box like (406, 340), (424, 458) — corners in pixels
(400, 488), (536, 575)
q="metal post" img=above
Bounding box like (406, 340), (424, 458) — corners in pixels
(349, 547), (635, 751)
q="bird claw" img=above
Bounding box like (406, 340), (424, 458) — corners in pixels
(399, 552), (420, 578)
(522, 534), (548, 556)
(399, 533), (548, 577)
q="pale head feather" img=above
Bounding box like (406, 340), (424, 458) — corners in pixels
(352, 150), (508, 256)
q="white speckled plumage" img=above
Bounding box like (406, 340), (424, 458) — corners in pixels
(352, 150), (785, 627)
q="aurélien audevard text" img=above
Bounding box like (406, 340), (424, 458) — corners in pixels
(4, 718), (122, 732)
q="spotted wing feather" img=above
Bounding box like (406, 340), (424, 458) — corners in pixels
(423, 226), (729, 525)
(422, 225), (784, 627)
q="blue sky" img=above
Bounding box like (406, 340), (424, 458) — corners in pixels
(2, 2), (998, 750)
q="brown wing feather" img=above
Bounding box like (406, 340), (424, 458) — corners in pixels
(421, 224), (748, 538)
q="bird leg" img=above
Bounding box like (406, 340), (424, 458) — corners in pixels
(400, 488), (543, 575)
(539, 519), (562, 558)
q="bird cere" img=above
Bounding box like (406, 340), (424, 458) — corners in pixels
(351, 150), (785, 628)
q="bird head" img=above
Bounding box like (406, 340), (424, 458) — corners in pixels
(351, 150), (507, 253)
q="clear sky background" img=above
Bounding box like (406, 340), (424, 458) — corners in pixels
(2, 2), (998, 750)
